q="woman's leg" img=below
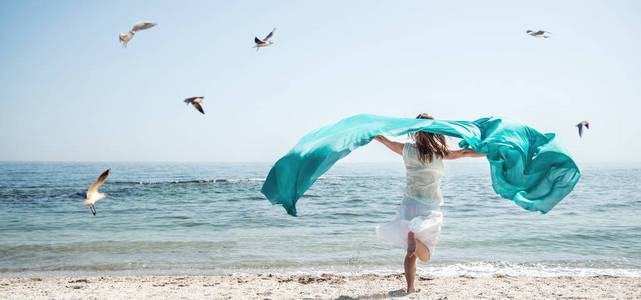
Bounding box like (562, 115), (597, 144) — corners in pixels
(404, 232), (418, 292)
(415, 238), (431, 262)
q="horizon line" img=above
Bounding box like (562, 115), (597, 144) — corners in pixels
(1, 160), (640, 165)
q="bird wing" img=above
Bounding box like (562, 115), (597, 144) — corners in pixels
(184, 97), (196, 104)
(193, 102), (205, 114)
(131, 22), (157, 32)
(577, 124), (583, 137)
(536, 30), (546, 35)
(263, 28), (276, 41)
(88, 169), (110, 195)
(254, 37), (263, 44)
(584, 122), (589, 129)
(130, 23), (143, 32)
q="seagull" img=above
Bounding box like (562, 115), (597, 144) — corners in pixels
(184, 97), (205, 114)
(119, 21), (157, 48)
(82, 169), (111, 216)
(253, 28), (276, 51)
(576, 121), (589, 138)
(526, 30), (551, 38)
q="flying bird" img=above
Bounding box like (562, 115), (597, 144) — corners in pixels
(576, 121), (589, 138)
(184, 97), (205, 114)
(253, 28), (276, 50)
(82, 169), (111, 216)
(119, 21), (157, 48)
(526, 30), (551, 38)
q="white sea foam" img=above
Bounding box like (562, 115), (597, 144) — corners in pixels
(3, 262), (641, 279)
(418, 262), (641, 277)
(220, 262), (641, 278)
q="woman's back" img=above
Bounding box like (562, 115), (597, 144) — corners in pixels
(402, 143), (444, 206)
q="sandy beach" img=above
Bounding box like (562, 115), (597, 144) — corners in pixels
(1, 274), (640, 299)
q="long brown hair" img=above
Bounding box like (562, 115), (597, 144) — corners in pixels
(410, 113), (449, 163)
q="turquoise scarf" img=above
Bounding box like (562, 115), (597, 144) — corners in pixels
(261, 114), (580, 216)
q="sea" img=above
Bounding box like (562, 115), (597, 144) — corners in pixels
(1, 161), (640, 278)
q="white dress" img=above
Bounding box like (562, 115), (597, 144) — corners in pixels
(376, 143), (444, 254)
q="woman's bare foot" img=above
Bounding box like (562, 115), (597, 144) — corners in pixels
(407, 287), (421, 293)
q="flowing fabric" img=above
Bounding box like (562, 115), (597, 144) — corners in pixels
(261, 114), (580, 216)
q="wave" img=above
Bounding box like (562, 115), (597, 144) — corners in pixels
(110, 178), (266, 185)
(0, 240), (238, 255)
(3, 176), (337, 191)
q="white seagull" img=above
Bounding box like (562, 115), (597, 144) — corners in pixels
(82, 169), (111, 216)
(526, 30), (551, 38)
(576, 121), (589, 138)
(253, 28), (276, 51)
(184, 97), (205, 114)
(119, 21), (157, 48)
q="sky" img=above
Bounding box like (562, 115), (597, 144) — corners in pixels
(1, 0), (640, 163)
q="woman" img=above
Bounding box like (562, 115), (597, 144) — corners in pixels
(374, 113), (486, 293)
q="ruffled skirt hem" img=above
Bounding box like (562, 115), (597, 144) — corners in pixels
(376, 197), (443, 255)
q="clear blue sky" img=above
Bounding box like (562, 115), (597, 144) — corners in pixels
(1, 0), (639, 163)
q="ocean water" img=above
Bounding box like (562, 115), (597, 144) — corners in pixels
(1, 161), (640, 278)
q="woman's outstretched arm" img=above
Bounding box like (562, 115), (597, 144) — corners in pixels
(374, 135), (404, 156)
(444, 149), (487, 160)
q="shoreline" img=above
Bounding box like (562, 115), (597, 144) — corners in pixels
(3, 264), (640, 279)
(2, 273), (640, 299)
